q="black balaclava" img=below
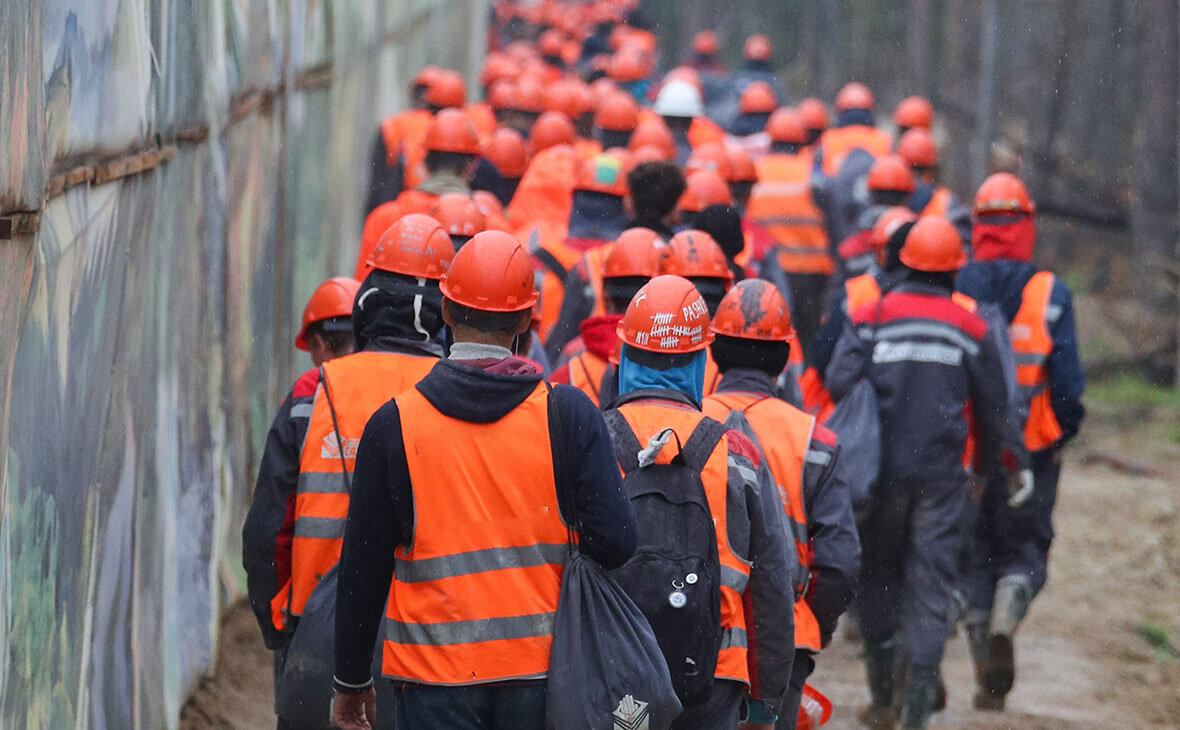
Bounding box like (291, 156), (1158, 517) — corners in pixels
(354, 270), (445, 351)
(883, 220), (917, 273)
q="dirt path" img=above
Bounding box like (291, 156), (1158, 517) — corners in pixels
(182, 411), (1179, 729)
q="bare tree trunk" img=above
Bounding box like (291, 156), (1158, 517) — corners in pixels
(907, 0), (934, 96)
(939, 0), (977, 192)
(817, 0), (839, 99)
(974, 0), (999, 184)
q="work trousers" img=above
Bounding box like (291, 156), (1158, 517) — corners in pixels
(670, 679), (747, 729)
(967, 448), (1061, 617)
(271, 635), (299, 730)
(395, 681), (546, 730)
(857, 478), (966, 668)
(776, 650), (816, 729)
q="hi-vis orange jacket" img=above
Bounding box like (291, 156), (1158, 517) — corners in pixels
(269, 350), (436, 630)
(748, 152), (833, 275)
(1011, 271), (1064, 450)
(381, 109), (433, 189)
(816, 124), (892, 176)
(382, 382), (568, 685)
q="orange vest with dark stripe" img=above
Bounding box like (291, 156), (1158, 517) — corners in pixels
(615, 401), (752, 685)
(568, 351), (610, 407)
(817, 124), (892, 176)
(383, 382), (568, 685)
(1011, 271), (1063, 451)
(702, 392), (823, 652)
(748, 152), (833, 275)
(271, 350), (438, 630)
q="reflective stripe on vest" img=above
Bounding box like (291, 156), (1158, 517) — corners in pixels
(818, 125), (892, 176)
(844, 273), (882, 315)
(384, 382), (567, 685)
(616, 403), (752, 685)
(749, 152), (833, 275)
(702, 391), (823, 652)
(569, 351), (609, 407)
(270, 350), (438, 631)
(1011, 271), (1063, 451)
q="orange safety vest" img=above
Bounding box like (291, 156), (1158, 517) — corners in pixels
(843, 273), (882, 314)
(1011, 271), (1063, 451)
(391, 188), (441, 218)
(383, 382), (568, 685)
(522, 222), (578, 341)
(748, 152), (833, 275)
(568, 350), (610, 407)
(688, 116), (727, 148)
(574, 137), (604, 161)
(614, 401), (752, 685)
(702, 348), (722, 397)
(817, 124), (892, 176)
(702, 392), (822, 652)
(270, 350), (438, 630)
(380, 108), (432, 166)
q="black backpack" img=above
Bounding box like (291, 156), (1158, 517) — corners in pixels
(602, 409), (728, 706)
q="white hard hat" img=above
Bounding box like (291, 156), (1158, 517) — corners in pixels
(653, 79), (703, 118)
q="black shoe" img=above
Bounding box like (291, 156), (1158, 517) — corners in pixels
(981, 633), (1015, 696)
(933, 675), (946, 712)
(973, 689), (1005, 711)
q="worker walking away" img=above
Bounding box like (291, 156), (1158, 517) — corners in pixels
(693, 204), (754, 282)
(892, 96), (935, 138)
(832, 155), (916, 286)
(481, 127), (529, 206)
(702, 279), (860, 728)
(604, 274), (796, 729)
(625, 159), (687, 240)
(594, 90), (642, 150)
(373, 108), (482, 223)
(365, 66), (440, 214)
(551, 227), (663, 405)
(747, 108), (831, 357)
(652, 79), (710, 165)
(896, 128), (972, 245)
(676, 168), (733, 230)
(797, 98), (829, 148)
(956, 173), (1085, 711)
(331, 231), (637, 730)
(730, 81), (778, 139)
(825, 216), (1013, 729)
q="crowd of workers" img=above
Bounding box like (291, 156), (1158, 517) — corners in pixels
(241, 2), (1086, 729)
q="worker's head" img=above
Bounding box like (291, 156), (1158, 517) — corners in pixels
(692, 30), (719, 61)
(628, 118), (676, 159)
(797, 98), (829, 145)
(724, 146), (758, 209)
(603, 227), (664, 314)
(423, 109), (481, 178)
(296, 277), (360, 366)
(506, 76), (547, 134)
(653, 79), (703, 132)
(410, 66), (443, 108)
(739, 82), (778, 126)
(893, 95), (935, 136)
(867, 155), (916, 207)
(692, 204), (746, 272)
(424, 70), (467, 113)
(677, 169), (732, 228)
(595, 91), (641, 149)
(617, 274), (714, 402)
(835, 81), (876, 127)
(766, 108), (807, 154)
(657, 229), (734, 315)
(429, 194), (487, 252)
(528, 111), (577, 154)
(439, 231), (537, 350)
(483, 127), (528, 200)
(626, 160), (686, 226)
(900, 215), (966, 289)
(743, 34), (773, 67)
(547, 79), (595, 137)
(709, 278), (794, 377)
(896, 128), (939, 184)
(972, 172), (1037, 262)
(870, 206), (918, 268)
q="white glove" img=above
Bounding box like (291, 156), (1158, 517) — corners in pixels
(1008, 469), (1035, 508)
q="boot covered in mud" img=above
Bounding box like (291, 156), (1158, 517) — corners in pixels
(859, 641), (898, 729)
(900, 663), (939, 729)
(967, 619), (1004, 710)
(982, 575), (1030, 699)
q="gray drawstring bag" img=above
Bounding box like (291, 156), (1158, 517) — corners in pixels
(276, 564), (397, 729)
(544, 387), (682, 730)
(824, 378), (882, 511)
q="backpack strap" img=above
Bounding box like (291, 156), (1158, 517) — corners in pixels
(533, 248), (568, 282)
(602, 408), (643, 475)
(680, 417), (730, 473)
(545, 384), (577, 545)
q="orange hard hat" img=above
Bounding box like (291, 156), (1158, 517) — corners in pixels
(594, 91), (640, 132)
(512, 76), (547, 113)
(725, 145), (758, 183)
(766, 107), (807, 144)
(577, 152), (630, 197)
(692, 30), (719, 56)
(480, 53), (519, 87)
(546, 79), (594, 119)
(368, 213), (454, 278)
(798, 97), (829, 131)
(425, 69), (467, 109)
(487, 80), (516, 110)
(604, 227), (664, 278)
(609, 47), (651, 82)
(739, 82), (778, 114)
(296, 277), (360, 350)
(632, 143), (670, 163)
(424, 108), (481, 155)
(663, 66), (703, 93)
(539, 29), (566, 57)
(867, 155), (916, 193)
(896, 128), (938, 168)
(870, 206), (918, 251)
(744, 34), (773, 62)
(429, 194), (487, 238)
(835, 81), (875, 112)
(608, 24), (632, 51)
(678, 170), (733, 213)
(484, 127), (529, 177)
(711, 278), (794, 340)
(974, 172), (1035, 216)
(686, 143), (733, 181)
(618, 274), (714, 354)
(628, 118), (676, 158)
(439, 230), (538, 311)
(529, 111), (577, 152)
(412, 65), (444, 90)
(590, 76), (621, 105)
(659, 229), (734, 281)
(894, 95), (935, 131)
(899, 215), (967, 272)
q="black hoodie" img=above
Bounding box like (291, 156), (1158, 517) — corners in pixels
(334, 357), (637, 686)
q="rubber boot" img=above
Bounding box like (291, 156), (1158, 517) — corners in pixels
(983, 576), (1029, 698)
(900, 663), (939, 729)
(858, 641), (898, 729)
(967, 620), (1003, 710)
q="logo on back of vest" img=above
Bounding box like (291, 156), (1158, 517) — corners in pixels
(613, 695), (649, 730)
(321, 433), (360, 460)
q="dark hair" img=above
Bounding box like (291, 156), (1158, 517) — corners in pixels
(693, 204), (745, 258)
(604, 276), (648, 314)
(597, 128), (633, 149)
(425, 150), (478, 175)
(627, 161), (686, 220)
(870, 189), (910, 207)
(883, 220), (916, 272)
(689, 276), (730, 316)
(306, 320), (355, 357)
(445, 300), (529, 334)
(710, 334), (791, 377)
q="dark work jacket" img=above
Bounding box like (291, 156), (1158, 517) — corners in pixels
(334, 358), (637, 686)
(825, 283), (1009, 484)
